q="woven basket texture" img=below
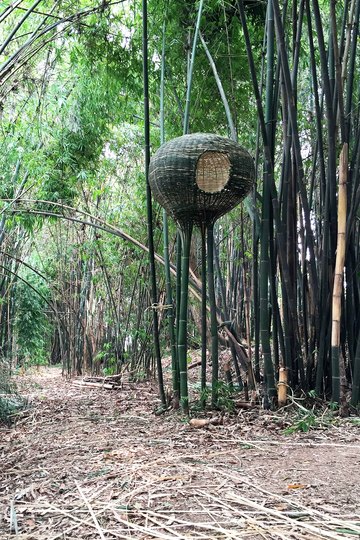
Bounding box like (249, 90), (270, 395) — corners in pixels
(149, 133), (254, 226)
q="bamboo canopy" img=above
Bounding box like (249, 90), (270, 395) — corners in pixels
(149, 133), (255, 227)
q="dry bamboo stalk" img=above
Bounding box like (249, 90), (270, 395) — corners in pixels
(84, 374), (122, 381)
(331, 144), (348, 344)
(112, 510), (183, 539)
(224, 492), (351, 540)
(75, 480), (106, 540)
(194, 489), (300, 539)
(137, 511), (189, 539)
(277, 367), (288, 406)
(136, 507), (243, 538)
(206, 466), (360, 533)
(72, 381), (115, 389)
(331, 143), (348, 399)
(48, 507), (111, 540)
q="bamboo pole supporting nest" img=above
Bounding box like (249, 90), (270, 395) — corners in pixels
(177, 223), (193, 414)
(149, 134), (254, 411)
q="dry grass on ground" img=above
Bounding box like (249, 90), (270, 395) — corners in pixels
(0, 367), (359, 539)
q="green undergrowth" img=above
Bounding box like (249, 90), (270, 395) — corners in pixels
(0, 361), (28, 426)
(181, 382), (359, 434)
(190, 381), (237, 413)
(282, 392), (357, 434)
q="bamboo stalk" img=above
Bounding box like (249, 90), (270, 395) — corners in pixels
(142, 0), (166, 407)
(163, 210), (179, 405)
(207, 223), (219, 407)
(345, 0), (360, 142)
(199, 32), (237, 141)
(350, 326), (360, 406)
(178, 224), (193, 414)
(260, 0), (276, 399)
(183, 0), (204, 134)
(0, 0), (43, 56)
(200, 225), (207, 398)
(277, 367), (288, 406)
(159, 11), (179, 406)
(237, 0), (303, 374)
(273, 0), (319, 301)
(331, 143), (348, 402)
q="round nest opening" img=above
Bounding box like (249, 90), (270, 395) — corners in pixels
(196, 151), (231, 193)
(149, 133), (255, 227)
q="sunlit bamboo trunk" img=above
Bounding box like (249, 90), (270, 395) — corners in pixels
(331, 143), (348, 402)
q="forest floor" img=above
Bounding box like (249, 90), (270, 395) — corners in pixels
(0, 366), (359, 540)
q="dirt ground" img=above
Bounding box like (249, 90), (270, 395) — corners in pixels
(0, 366), (359, 540)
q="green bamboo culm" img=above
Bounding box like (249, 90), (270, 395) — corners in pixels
(183, 0), (204, 135)
(163, 209), (179, 403)
(175, 0), (204, 412)
(176, 231), (182, 343)
(178, 223), (193, 414)
(200, 224), (207, 400)
(207, 223), (219, 407)
(159, 9), (179, 405)
(142, 0), (166, 407)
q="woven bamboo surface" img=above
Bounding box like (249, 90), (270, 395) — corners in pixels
(149, 133), (254, 226)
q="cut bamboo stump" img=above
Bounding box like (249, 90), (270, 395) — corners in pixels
(277, 367), (288, 406)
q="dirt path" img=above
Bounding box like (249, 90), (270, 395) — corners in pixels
(0, 367), (359, 539)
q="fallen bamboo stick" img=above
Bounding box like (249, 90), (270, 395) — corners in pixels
(72, 381), (115, 390)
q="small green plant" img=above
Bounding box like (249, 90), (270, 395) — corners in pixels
(329, 401), (339, 411)
(102, 356), (117, 376)
(284, 411), (317, 434)
(191, 385), (210, 412)
(216, 381), (235, 411)
(93, 342), (119, 375)
(191, 381), (236, 412)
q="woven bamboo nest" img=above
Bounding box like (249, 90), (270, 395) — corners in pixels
(149, 133), (255, 226)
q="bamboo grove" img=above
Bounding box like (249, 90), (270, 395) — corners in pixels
(0, 0), (359, 410)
